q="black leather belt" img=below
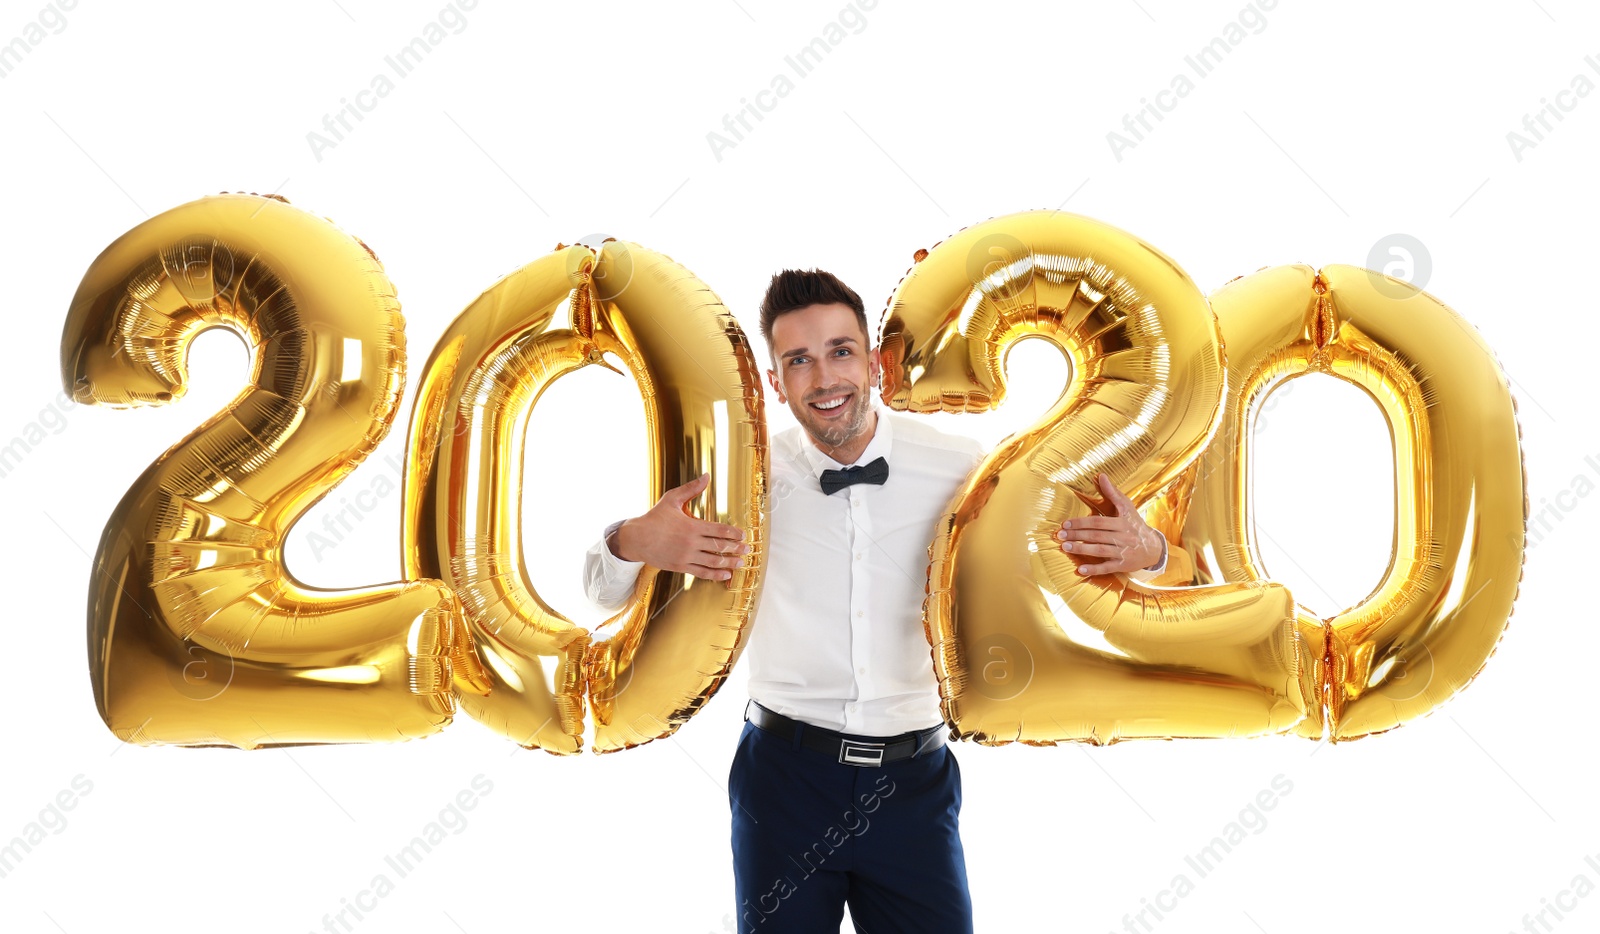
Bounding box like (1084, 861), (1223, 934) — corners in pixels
(745, 700), (946, 766)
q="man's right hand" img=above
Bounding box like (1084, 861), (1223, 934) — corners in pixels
(610, 473), (749, 581)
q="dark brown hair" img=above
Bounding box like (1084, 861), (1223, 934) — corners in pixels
(757, 269), (868, 349)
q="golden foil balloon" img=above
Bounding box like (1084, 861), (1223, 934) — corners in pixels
(878, 210), (1321, 745)
(1150, 265), (1528, 741)
(403, 240), (767, 754)
(61, 192), (466, 748)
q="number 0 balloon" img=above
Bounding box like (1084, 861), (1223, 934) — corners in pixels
(401, 240), (768, 754)
(1156, 264), (1528, 741)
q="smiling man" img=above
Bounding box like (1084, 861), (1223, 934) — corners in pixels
(583, 269), (1175, 933)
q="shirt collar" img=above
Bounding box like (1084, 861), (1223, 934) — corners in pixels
(799, 396), (893, 478)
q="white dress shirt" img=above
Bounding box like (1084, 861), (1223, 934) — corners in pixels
(582, 399), (1168, 737)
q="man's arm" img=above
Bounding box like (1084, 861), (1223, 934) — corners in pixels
(580, 473), (748, 611)
(1126, 529), (1169, 583)
(583, 518), (648, 611)
(1127, 532), (1195, 587)
(1057, 472), (1192, 584)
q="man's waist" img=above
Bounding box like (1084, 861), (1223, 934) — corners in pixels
(746, 688), (942, 736)
(745, 700), (946, 766)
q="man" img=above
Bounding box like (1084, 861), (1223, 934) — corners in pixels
(583, 269), (1173, 933)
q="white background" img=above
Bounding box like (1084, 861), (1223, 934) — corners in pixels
(0, 1), (1593, 932)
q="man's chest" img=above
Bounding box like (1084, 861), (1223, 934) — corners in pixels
(764, 453), (962, 594)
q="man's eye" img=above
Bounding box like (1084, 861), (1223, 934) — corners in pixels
(835, 348), (851, 356)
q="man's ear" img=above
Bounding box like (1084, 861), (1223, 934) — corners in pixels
(766, 367), (785, 404)
(868, 346), (882, 388)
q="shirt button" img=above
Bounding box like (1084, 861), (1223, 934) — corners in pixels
(855, 610), (864, 618)
(854, 551), (863, 561)
(857, 666), (866, 675)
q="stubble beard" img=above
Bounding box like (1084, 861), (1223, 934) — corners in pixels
(797, 378), (873, 452)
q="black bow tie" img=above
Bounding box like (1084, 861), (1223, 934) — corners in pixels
(819, 456), (889, 496)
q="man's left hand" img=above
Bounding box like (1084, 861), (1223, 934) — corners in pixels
(1055, 472), (1165, 576)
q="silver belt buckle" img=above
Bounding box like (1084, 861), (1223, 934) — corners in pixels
(839, 739), (885, 767)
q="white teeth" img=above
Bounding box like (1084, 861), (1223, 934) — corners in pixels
(812, 396), (847, 410)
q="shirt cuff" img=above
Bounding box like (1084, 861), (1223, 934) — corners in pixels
(582, 519), (646, 610)
(1126, 530), (1168, 582)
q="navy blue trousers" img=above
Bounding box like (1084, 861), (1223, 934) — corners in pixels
(728, 714), (974, 933)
